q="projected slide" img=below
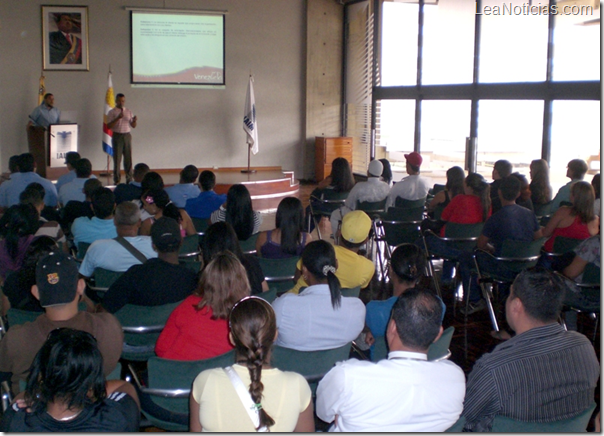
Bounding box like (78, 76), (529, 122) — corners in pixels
(131, 12), (225, 85)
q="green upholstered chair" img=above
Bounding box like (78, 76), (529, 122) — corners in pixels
(257, 256), (299, 293)
(239, 233), (260, 255)
(178, 234), (201, 262)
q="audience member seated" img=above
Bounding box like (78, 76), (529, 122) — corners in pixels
(190, 296), (313, 432)
(78, 202), (158, 278)
(0, 252), (123, 392)
(510, 172), (534, 212)
(272, 240), (365, 351)
(58, 158), (94, 206)
(542, 181), (599, 253)
(551, 158), (588, 212)
(61, 178), (102, 233)
(489, 159), (513, 214)
(211, 184), (262, 240)
(529, 158), (552, 207)
(165, 164), (200, 208)
(592, 173), (600, 216)
(366, 244), (444, 341)
(330, 159), (389, 238)
(427, 166), (465, 216)
(54, 151), (81, 193)
(140, 188), (196, 237)
(0, 155), (19, 187)
(138, 171), (165, 221)
(386, 152), (431, 209)
(0, 328), (140, 432)
(256, 197), (311, 258)
(19, 185), (66, 248)
(306, 157), (355, 232)
(185, 170), (227, 220)
(71, 187), (117, 247)
(460, 268), (600, 431)
(0, 153), (58, 210)
(100, 217), (197, 313)
(459, 176), (543, 315)
(379, 158), (393, 186)
(113, 162), (149, 205)
(155, 252), (250, 360)
(317, 288), (465, 432)
(202, 222), (268, 294)
(290, 210), (375, 294)
(1, 236), (56, 315)
(0, 203), (39, 281)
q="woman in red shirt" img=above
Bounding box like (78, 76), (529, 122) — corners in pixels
(155, 252), (250, 360)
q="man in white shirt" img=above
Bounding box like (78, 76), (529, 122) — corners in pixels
(386, 151), (431, 208)
(316, 288), (465, 432)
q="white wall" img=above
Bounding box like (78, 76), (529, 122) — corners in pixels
(0, 0), (307, 177)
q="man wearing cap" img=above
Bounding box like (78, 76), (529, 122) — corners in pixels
(386, 151), (431, 209)
(99, 217), (197, 313)
(0, 252), (123, 392)
(288, 210), (375, 295)
(79, 201), (158, 278)
(329, 159), (390, 236)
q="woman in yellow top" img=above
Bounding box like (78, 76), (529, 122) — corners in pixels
(189, 296), (314, 432)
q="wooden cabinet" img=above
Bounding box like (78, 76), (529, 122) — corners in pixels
(314, 137), (353, 182)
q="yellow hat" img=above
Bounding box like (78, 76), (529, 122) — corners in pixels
(341, 210), (372, 243)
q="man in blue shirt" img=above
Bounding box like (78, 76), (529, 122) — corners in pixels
(0, 153), (58, 210)
(59, 158), (95, 206)
(27, 93), (61, 129)
(55, 152), (82, 193)
(185, 170), (225, 219)
(113, 163), (149, 204)
(165, 164), (201, 208)
(71, 187), (117, 248)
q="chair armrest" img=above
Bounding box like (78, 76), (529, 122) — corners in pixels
(122, 325), (165, 334)
(473, 248), (541, 263)
(128, 363), (190, 398)
(265, 275), (295, 283)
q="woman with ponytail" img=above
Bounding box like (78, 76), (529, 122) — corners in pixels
(189, 296), (314, 432)
(139, 188), (196, 237)
(271, 240), (365, 351)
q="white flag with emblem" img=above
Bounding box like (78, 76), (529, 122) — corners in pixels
(243, 75), (259, 155)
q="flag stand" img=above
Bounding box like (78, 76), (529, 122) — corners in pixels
(241, 144), (256, 174)
(99, 155), (112, 177)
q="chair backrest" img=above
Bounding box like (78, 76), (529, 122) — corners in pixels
(340, 286), (361, 298)
(357, 198), (387, 215)
(384, 206), (424, 222)
(381, 221), (422, 247)
(93, 268), (123, 288)
(491, 402), (596, 433)
(178, 234), (201, 261)
(427, 326), (454, 361)
(533, 200), (553, 218)
(431, 184), (446, 196)
(239, 233), (259, 255)
(582, 262), (600, 285)
(552, 236), (584, 255)
(6, 308), (42, 327)
(444, 222), (484, 239)
(271, 343), (351, 384)
(320, 189), (349, 201)
(500, 238), (546, 259)
(141, 351), (236, 431)
(77, 242), (91, 260)
(257, 256), (299, 293)
(178, 260), (202, 274)
(191, 217), (209, 235)
(395, 197), (427, 210)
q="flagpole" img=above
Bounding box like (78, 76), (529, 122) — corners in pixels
(241, 143), (256, 174)
(242, 73), (257, 174)
(99, 65), (113, 177)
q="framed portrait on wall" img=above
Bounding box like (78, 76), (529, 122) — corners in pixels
(42, 5), (89, 71)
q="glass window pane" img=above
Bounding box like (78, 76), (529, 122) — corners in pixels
(479, 0), (549, 83)
(476, 100), (544, 180)
(420, 100), (471, 185)
(381, 2), (419, 86)
(550, 101), (600, 193)
(422, 0), (475, 85)
(552, 12), (600, 81)
(376, 100), (416, 179)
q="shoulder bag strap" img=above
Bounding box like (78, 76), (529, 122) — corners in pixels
(223, 366), (268, 432)
(114, 236), (148, 264)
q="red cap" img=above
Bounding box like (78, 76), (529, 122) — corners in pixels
(404, 152), (423, 167)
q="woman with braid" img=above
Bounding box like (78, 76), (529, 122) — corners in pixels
(189, 296), (314, 432)
(271, 240), (365, 351)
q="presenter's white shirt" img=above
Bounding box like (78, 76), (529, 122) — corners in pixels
(271, 284), (365, 351)
(316, 350), (465, 432)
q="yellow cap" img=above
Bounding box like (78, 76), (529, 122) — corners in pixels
(341, 210), (372, 243)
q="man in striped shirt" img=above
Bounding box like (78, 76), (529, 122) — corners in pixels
(107, 93), (137, 185)
(462, 267), (599, 431)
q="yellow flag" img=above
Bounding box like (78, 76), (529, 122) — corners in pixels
(38, 73), (46, 105)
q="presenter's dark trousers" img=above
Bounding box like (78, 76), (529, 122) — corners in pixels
(112, 132), (132, 184)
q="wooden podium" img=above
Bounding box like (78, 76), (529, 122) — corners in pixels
(314, 136), (353, 182)
(27, 125), (48, 178)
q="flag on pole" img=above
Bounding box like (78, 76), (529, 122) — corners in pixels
(37, 73), (45, 105)
(102, 70), (115, 156)
(243, 75), (259, 155)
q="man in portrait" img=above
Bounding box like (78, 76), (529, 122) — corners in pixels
(49, 13), (82, 64)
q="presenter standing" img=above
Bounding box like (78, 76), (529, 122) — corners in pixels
(107, 93), (137, 184)
(27, 93), (61, 129)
